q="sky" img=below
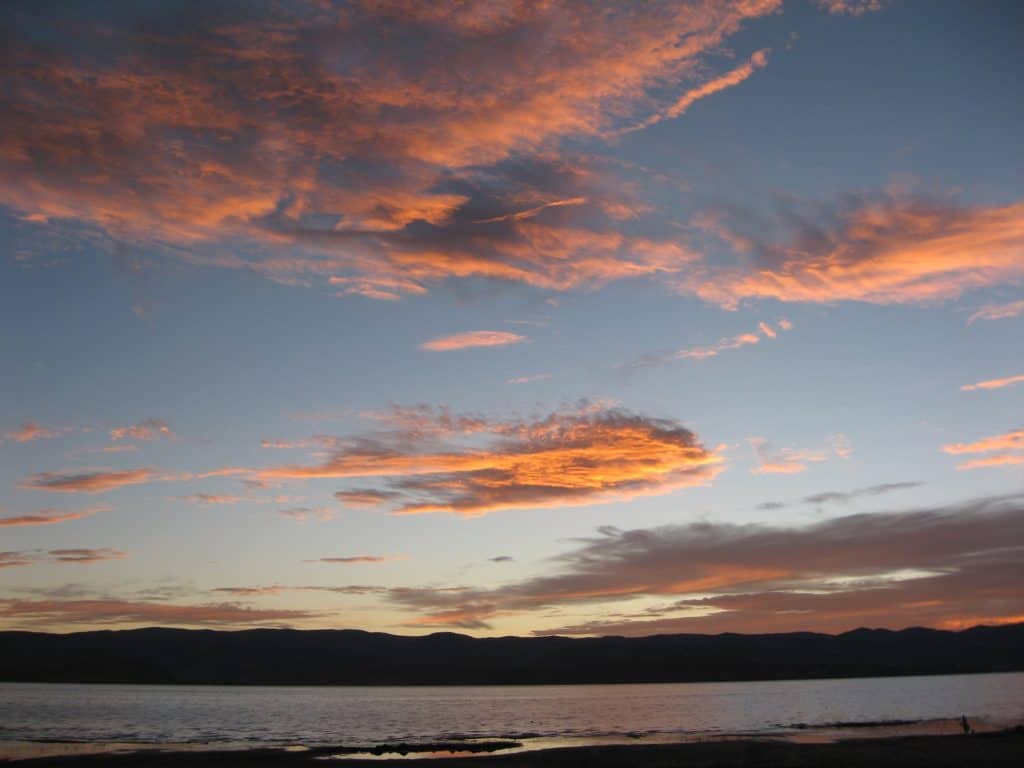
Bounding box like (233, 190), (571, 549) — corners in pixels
(1, 0), (1022, 637)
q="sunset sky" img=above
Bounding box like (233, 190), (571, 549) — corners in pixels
(1, 0), (1022, 637)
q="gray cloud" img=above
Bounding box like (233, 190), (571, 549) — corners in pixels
(382, 493), (1024, 635)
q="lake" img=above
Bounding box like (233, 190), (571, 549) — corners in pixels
(1, 673), (1022, 755)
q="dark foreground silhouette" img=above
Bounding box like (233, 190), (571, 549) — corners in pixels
(1, 622), (1022, 685)
(11, 728), (1024, 767)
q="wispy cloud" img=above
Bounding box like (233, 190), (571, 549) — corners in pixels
(420, 331), (527, 351)
(762, 481), (921, 510)
(815, 0), (886, 15)
(277, 507), (335, 522)
(968, 300), (1024, 324)
(801, 481), (921, 506)
(256, 404), (724, 517)
(0, 598), (321, 628)
(0, 548), (126, 567)
(632, 319), (792, 367)
(18, 468), (158, 493)
(622, 49), (771, 134)
(261, 436), (339, 450)
(943, 429), (1024, 456)
(507, 373), (552, 385)
(109, 419), (172, 442)
(334, 490), (402, 510)
(2, 422), (66, 443)
(47, 548), (127, 564)
(210, 585), (383, 598)
(310, 556), (394, 565)
(0, 552), (35, 569)
(943, 428), (1024, 470)
(0, 504), (111, 528)
(678, 193), (1024, 308)
(473, 197), (587, 224)
(178, 494), (245, 505)
(749, 434), (849, 475)
(954, 454), (1024, 471)
(961, 373), (1024, 392)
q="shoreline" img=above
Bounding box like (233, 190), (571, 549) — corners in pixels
(3, 727), (1023, 767)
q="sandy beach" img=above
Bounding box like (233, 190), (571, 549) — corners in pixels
(3, 728), (1022, 767)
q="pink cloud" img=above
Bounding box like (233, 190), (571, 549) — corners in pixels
(961, 373), (1024, 392)
(0, 504), (111, 527)
(3, 422), (64, 443)
(749, 435), (848, 475)
(18, 468), (158, 493)
(968, 300), (1024, 324)
(109, 419), (173, 441)
(420, 331), (527, 351)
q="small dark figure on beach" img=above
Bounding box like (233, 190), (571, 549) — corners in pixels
(961, 715), (973, 735)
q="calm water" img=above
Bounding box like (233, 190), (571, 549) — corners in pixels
(1, 673), (1022, 748)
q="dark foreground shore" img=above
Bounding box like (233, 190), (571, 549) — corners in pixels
(6, 729), (1024, 767)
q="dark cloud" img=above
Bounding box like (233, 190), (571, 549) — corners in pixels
(0, 598), (323, 628)
(382, 493), (1024, 634)
(758, 481), (921, 511)
(802, 481), (922, 506)
(0, 548), (127, 567)
(47, 548), (126, 564)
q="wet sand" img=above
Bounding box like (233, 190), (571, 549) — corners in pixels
(3, 728), (1022, 767)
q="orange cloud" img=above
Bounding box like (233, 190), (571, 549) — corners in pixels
(0, 504), (110, 527)
(420, 331), (527, 351)
(961, 373), (1024, 392)
(623, 49), (770, 133)
(943, 429), (1024, 456)
(2, 422), (64, 443)
(109, 419), (172, 441)
(473, 197), (588, 224)
(954, 454), (1024, 471)
(18, 468), (157, 493)
(258, 405), (723, 516)
(335, 490), (401, 509)
(676, 332), (760, 360)
(968, 300), (1024, 324)
(634, 320), (791, 367)
(0, 1), (781, 297)
(749, 435), (847, 475)
(943, 428), (1024, 471)
(679, 196), (1024, 308)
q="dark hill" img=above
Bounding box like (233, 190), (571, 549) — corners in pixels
(0, 623), (1021, 685)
